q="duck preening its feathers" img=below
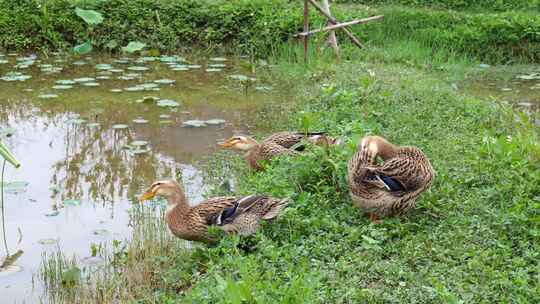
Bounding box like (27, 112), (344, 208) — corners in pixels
(348, 135), (435, 220)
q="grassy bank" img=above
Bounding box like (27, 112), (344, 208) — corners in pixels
(40, 45), (540, 302)
(334, 0), (540, 12)
(2, 1), (540, 63)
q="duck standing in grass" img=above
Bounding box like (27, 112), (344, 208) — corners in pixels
(218, 131), (341, 171)
(139, 180), (289, 243)
(348, 135), (435, 222)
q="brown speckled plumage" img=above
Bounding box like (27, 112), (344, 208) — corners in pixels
(220, 131), (341, 171)
(141, 180), (288, 243)
(347, 136), (435, 218)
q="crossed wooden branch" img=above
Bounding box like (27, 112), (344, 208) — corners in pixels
(297, 0), (384, 62)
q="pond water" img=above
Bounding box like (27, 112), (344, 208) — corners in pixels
(0, 52), (282, 303)
(464, 65), (540, 114)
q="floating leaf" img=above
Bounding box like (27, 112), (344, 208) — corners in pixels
(95, 63), (113, 71)
(127, 66), (150, 71)
(66, 118), (86, 125)
(73, 41), (93, 55)
(205, 119), (226, 125)
(38, 238), (58, 245)
(75, 7), (103, 25)
(132, 148), (150, 154)
(92, 229), (110, 236)
(1, 128), (15, 137)
(63, 199), (81, 206)
(86, 123), (100, 128)
(210, 57), (227, 62)
(56, 79), (76, 85)
(0, 265), (22, 277)
(159, 114), (171, 119)
(39, 94), (58, 99)
(206, 68), (222, 72)
(45, 210), (60, 217)
(2, 181), (28, 193)
(74, 77), (95, 83)
(154, 79), (176, 84)
(52, 85), (73, 90)
(111, 124), (129, 129)
(82, 82), (100, 87)
(122, 41), (146, 53)
(208, 63), (226, 68)
(182, 120), (207, 128)
(131, 140), (148, 146)
(156, 99), (181, 107)
(132, 118), (148, 124)
(72, 60), (87, 66)
(110, 89), (123, 93)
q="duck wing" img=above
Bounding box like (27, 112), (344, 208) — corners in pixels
(364, 157), (424, 194)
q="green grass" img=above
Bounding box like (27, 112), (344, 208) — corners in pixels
(2, 0), (540, 63)
(39, 43), (540, 302)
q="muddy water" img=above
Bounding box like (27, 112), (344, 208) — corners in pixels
(464, 65), (540, 113)
(0, 53), (282, 303)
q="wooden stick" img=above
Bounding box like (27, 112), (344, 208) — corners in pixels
(296, 15), (384, 37)
(322, 0), (340, 60)
(307, 0), (364, 48)
(303, 0), (309, 64)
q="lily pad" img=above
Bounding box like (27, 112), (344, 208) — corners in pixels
(74, 77), (95, 83)
(63, 199), (81, 206)
(38, 238), (58, 245)
(171, 67), (189, 71)
(112, 124), (129, 129)
(210, 57), (227, 62)
(92, 229), (110, 236)
(132, 148), (150, 155)
(205, 119), (226, 125)
(95, 63), (113, 71)
(0, 265), (22, 277)
(66, 118), (87, 125)
(156, 99), (181, 107)
(132, 118), (149, 124)
(154, 79), (176, 84)
(1, 127), (16, 137)
(131, 140), (148, 146)
(56, 79), (76, 85)
(183, 120), (207, 128)
(1, 72), (31, 82)
(159, 120), (174, 125)
(208, 63), (226, 68)
(110, 89), (123, 93)
(206, 68), (222, 72)
(52, 85), (73, 90)
(39, 94), (59, 99)
(159, 114), (171, 119)
(2, 181), (29, 194)
(127, 66), (150, 71)
(86, 123), (100, 128)
(82, 82), (100, 87)
(96, 75), (110, 80)
(72, 61), (87, 66)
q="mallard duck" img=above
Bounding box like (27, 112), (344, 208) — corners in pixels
(218, 131), (340, 170)
(139, 180), (288, 243)
(347, 135), (434, 221)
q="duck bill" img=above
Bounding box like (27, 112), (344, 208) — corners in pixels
(218, 139), (235, 148)
(139, 189), (156, 202)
